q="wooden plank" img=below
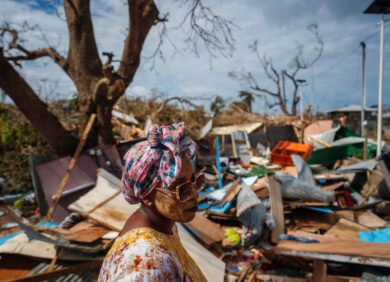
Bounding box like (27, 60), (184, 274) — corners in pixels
(356, 211), (388, 229)
(276, 248), (390, 268)
(45, 114), (96, 221)
(334, 210), (355, 221)
(231, 133), (237, 158)
(6, 260), (102, 282)
(325, 218), (370, 240)
(293, 208), (336, 230)
(65, 227), (109, 243)
(313, 259), (327, 282)
(68, 169), (139, 231)
(0, 254), (40, 281)
(184, 213), (224, 246)
(321, 181), (344, 192)
(254, 186), (269, 200)
(276, 231), (390, 259)
(219, 181), (240, 207)
(309, 135), (332, 148)
(269, 176), (284, 243)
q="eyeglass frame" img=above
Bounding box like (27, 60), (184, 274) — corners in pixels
(154, 174), (205, 202)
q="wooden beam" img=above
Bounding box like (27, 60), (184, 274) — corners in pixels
(269, 176), (284, 243)
(45, 113), (96, 221)
(313, 259), (327, 282)
(308, 135), (331, 148)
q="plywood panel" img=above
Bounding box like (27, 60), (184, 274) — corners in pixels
(184, 213), (224, 246)
(276, 231), (390, 259)
(325, 218), (370, 240)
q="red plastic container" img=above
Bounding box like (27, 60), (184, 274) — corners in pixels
(270, 141), (313, 166)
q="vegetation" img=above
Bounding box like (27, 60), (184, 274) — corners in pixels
(0, 104), (49, 195)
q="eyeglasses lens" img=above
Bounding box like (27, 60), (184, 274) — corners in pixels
(178, 182), (193, 201)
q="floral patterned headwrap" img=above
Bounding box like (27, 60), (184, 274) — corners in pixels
(121, 122), (198, 204)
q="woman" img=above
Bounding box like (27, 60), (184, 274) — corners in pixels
(99, 122), (207, 281)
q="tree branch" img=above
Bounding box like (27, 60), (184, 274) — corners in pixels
(1, 27), (67, 71)
(117, 0), (159, 86)
(179, 0), (236, 58)
(150, 96), (199, 121)
(63, 0), (102, 79)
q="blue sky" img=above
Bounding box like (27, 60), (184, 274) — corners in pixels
(1, 0), (390, 114)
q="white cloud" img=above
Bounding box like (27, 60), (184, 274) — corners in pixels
(2, 0), (390, 114)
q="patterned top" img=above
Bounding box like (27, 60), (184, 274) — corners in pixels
(98, 226), (206, 282)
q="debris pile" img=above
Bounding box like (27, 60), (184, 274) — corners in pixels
(1, 115), (390, 281)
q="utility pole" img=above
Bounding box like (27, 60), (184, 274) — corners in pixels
(361, 41), (367, 137)
(363, 0), (390, 156)
(297, 79), (307, 121)
(377, 13), (385, 156)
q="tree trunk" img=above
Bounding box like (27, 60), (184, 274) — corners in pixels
(0, 51), (78, 156)
(96, 102), (114, 146)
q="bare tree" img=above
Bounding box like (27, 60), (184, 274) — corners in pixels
(0, 0), (235, 156)
(150, 96), (200, 122)
(229, 23), (323, 116)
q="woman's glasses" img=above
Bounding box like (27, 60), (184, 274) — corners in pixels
(155, 174), (205, 202)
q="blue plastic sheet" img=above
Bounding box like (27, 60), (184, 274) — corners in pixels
(359, 228), (390, 243)
(0, 222), (60, 246)
(279, 234), (319, 243)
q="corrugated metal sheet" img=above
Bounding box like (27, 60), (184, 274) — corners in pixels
(27, 262), (100, 282)
(209, 122), (262, 135)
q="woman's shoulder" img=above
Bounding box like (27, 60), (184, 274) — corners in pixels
(99, 227), (182, 281)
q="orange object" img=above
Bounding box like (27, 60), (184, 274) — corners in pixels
(270, 141), (313, 166)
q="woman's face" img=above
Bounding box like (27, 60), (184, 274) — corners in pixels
(153, 157), (198, 222)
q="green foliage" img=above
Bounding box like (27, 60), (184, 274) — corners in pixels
(239, 91), (254, 112)
(210, 96), (225, 115)
(0, 104), (49, 195)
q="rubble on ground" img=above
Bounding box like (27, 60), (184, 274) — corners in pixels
(1, 114), (390, 281)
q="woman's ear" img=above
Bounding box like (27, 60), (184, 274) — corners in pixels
(141, 193), (154, 208)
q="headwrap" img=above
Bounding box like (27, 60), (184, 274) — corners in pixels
(121, 122), (198, 204)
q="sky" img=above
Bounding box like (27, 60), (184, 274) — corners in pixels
(1, 0), (390, 114)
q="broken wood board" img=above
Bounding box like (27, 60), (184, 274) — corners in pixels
(68, 169), (140, 231)
(314, 174), (348, 181)
(356, 212), (388, 229)
(184, 213), (224, 246)
(177, 224), (225, 282)
(269, 176), (284, 243)
(0, 254), (40, 281)
(65, 224), (109, 243)
(219, 181), (241, 207)
(325, 218), (371, 240)
(280, 166), (298, 177)
(254, 186), (269, 200)
(0, 233), (103, 261)
(320, 181), (344, 192)
(313, 259), (327, 282)
(334, 210), (355, 221)
(293, 208), (337, 230)
(276, 231), (390, 259)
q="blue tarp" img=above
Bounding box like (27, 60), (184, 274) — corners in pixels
(0, 222), (60, 246)
(359, 228), (390, 243)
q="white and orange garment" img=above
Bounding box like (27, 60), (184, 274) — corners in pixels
(98, 226), (206, 282)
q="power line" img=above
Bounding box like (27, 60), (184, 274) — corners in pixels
(316, 22), (390, 77)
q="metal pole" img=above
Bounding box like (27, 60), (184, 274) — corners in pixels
(215, 137), (223, 189)
(377, 13), (384, 157)
(361, 41), (366, 137)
